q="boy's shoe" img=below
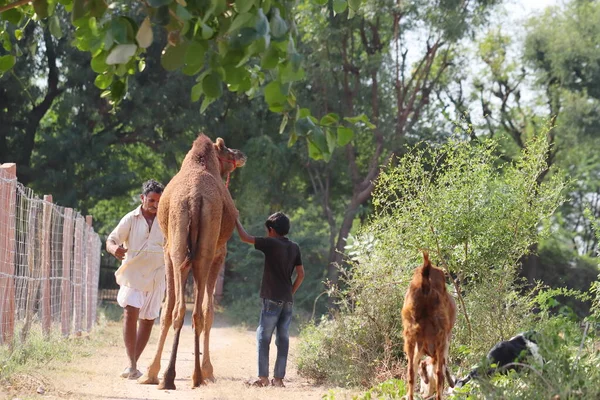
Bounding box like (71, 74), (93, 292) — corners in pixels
(271, 378), (285, 387)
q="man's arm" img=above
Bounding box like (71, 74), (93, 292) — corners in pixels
(106, 238), (127, 261)
(292, 265), (305, 295)
(106, 214), (131, 261)
(235, 218), (256, 244)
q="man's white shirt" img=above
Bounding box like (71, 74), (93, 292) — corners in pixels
(108, 206), (165, 292)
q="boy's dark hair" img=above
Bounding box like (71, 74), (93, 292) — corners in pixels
(265, 212), (290, 236)
(142, 179), (164, 196)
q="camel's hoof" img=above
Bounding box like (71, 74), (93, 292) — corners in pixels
(137, 374), (159, 385)
(158, 380), (176, 390)
(191, 379), (207, 388)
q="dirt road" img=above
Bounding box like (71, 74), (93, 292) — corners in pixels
(2, 309), (358, 400)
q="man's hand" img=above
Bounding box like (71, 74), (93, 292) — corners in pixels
(107, 239), (127, 261)
(114, 245), (127, 261)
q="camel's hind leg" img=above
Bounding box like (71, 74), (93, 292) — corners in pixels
(190, 214), (220, 388)
(138, 250), (175, 385)
(158, 212), (193, 391)
(158, 259), (191, 390)
(200, 245), (226, 383)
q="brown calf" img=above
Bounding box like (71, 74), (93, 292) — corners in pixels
(401, 251), (456, 400)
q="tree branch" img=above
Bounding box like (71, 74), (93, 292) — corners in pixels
(0, 0), (30, 13)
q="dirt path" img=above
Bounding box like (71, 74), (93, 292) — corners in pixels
(3, 309), (359, 400)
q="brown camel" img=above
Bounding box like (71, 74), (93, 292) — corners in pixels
(138, 134), (246, 390)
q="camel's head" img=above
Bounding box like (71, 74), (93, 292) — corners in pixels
(214, 137), (247, 177)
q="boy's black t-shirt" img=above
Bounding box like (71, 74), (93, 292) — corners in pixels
(254, 236), (302, 302)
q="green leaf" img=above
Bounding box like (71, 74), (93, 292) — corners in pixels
(296, 116), (318, 136)
(269, 8), (288, 39)
(224, 65), (246, 85)
(94, 73), (113, 89)
(348, 0), (361, 10)
(202, 71), (223, 98)
(235, 0), (255, 13)
(255, 9), (269, 36)
(148, 0), (173, 6)
(49, 15), (63, 39)
(229, 27), (260, 49)
(228, 12), (254, 33)
(313, 0), (328, 5)
(1, 9), (23, 25)
(261, 45), (279, 69)
(320, 113), (339, 126)
(307, 138), (324, 160)
(201, 23), (214, 39)
(106, 44), (137, 65)
(33, 0), (49, 19)
(161, 42), (189, 71)
(264, 80), (287, 108)
(112, 17), (134, 44)
(287, 131), (297, 147)
(185, 40), (207, 66)
(279, 114), (288, 134)
(136, 17), (153, 48)
(91, 51), (108, 73)
(14, 30), (23, 41)
(337, 126), (354, 146)
(71, 0), (86, 22)
(176, 4), (192, 20)
(88, 0), (108, 18)
(200, 96), (215, 113)
(344, 113), (376, 129)
(0, 55), (16, 73)
(109, 79), (126, 100)
(333, 0), (347, 14)
(280, 60), (304, 83)
(191, 82), (203, 102)
(326, 128), (336, 153)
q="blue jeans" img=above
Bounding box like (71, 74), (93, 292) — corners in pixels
(257, 298), (293, 378)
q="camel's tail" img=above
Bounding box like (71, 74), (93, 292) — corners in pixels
(420, 250), (432, 295)
(176, 198), (202, 272)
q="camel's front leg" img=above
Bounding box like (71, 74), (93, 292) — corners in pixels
(139, 251), (175, 385)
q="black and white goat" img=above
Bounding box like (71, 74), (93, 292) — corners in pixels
(453, 331), (544, 389)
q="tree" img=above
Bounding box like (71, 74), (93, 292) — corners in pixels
(293, 0), (501, 298)
(0, 0), (368, 160)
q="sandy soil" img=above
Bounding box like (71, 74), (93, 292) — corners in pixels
(1, 308), (359, 400)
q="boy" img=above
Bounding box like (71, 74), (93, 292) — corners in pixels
(235, 212), (305, 387)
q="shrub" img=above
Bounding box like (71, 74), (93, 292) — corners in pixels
(296, 131), (567, 387)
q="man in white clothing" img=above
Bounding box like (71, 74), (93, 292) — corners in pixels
(106, 179), (165, 380)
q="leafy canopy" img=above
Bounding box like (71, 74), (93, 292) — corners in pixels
(0, 0), (369, 160)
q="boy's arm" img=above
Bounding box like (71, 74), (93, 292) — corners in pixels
(235, 218), (256, 244)
(292, 265), (305, 295)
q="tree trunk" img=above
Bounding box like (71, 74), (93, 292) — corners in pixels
(18, 28), (63, 184)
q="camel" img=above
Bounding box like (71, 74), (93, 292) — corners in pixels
(138, 134), (246, 390)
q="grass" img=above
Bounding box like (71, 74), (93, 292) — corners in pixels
(0, 303), (122, 396)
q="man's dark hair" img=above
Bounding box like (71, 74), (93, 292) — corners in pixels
(142, 179), (164, 196)
(265, 212), (290, 236)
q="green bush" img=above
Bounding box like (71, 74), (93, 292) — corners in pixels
(296, 131), (568, 387)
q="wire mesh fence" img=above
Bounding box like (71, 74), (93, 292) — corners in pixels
(0, 163), (102, 344)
